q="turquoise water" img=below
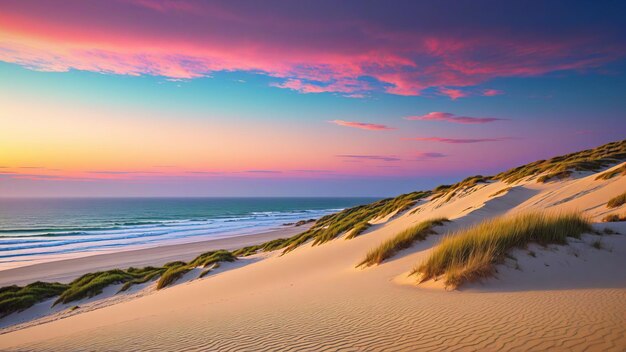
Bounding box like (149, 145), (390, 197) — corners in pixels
(0, 197), (377, 267)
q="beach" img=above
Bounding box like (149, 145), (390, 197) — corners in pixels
(0, 162), (625, 351)
(0, 224), (311, 287)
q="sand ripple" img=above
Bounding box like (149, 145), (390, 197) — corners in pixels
(8, 286), (625, 352)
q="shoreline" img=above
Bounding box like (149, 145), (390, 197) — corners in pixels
(0, 224), (311, 287)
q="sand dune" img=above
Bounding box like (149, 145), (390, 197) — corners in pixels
(1, 164), (625, 351)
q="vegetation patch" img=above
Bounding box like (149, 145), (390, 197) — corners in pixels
(595, 164), (626, 180)
(0, 250), (239, 315)
(489, 187), (512, 198)
(412, 212), (592, 288)
(345, 221), (372, 240)
(199, 263), (220, 279)
(118, 267), (166, 292)
(156, 264), (192, 290)
(434, 175), (491, 202)
(537, 170), (572, 183)
(494, 140), (626, 184)
(233, 238), (291, 257)
(358, 218), (448, 268)
(278, 191), (431, 253)
(0, 281), (68, 317)
(607, 192), (626, 208)
(189, 250), (236, 267)
(56, 267), (166, 305)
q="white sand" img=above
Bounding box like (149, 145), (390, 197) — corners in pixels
(0, 164), (625, 351)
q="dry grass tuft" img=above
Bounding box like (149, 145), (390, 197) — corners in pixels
(602, 213), (626, 222)
(591, 239), (603, 250)
(607, 192), (626, 209)
(358, 218), (448, 268)
(412, 212), (591, 288)
(489, 187), (512, 198)
(345, 222), (372, 240)
(433, 175), (491, 203)
(595, 164), (626, 180)
(537, 170), (572, 183)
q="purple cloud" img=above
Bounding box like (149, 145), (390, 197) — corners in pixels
(405, 112), (505, 124)
(415, 152), (447, 159)
(404, 137), (512, 144)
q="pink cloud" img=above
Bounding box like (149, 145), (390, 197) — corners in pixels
(330, 120), (395, 131)
(404, 137), (512, 144)
(482, 89), (504, 96)
(438, 88), (468, 100)
(0, 2), (622, 97)
(336, 155), (401, 162)
(405, 112), (505, 124)
(272, 78), (371, 95)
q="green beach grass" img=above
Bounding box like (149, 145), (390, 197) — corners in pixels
(358, 218), (448, 268)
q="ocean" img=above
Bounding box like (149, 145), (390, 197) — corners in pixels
(0, 197), (377, 268)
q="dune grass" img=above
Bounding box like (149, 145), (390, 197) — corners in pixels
(55, 267), (166, 305)
(595, 164), (626, 180)
(118, 267), (166, 292)
(189, 250), (236, 267)
(199, 263), (220, 279)
(489, 187), (512, 198)
(156, 250), (237, 289)
(233, 238), (292, 257)
(607, 192), (626, 208)
(275, 191), (431, 253)
(0, 281), (68, 317)
(536, 170), (572, 183)
(494, 140), (626, 184)
(156, 263), (192, 290)
(413, 212), (592, 288)
(358, 218), (448, 268)
(56, 270), (137, 305)
(433, 175), (491, 202)
(345, 221), (372, 240)
(228, 192), (430, 256)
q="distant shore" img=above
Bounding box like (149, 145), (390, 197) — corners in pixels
(0, 224), (311, 287)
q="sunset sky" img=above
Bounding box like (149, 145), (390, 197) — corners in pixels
(1, 0), (625, 197)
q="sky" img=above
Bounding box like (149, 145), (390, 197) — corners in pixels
(1, 0), (625, 197)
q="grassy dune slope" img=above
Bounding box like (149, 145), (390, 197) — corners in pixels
(358, 218), (448, 267)
(413, 212), (592, 288)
